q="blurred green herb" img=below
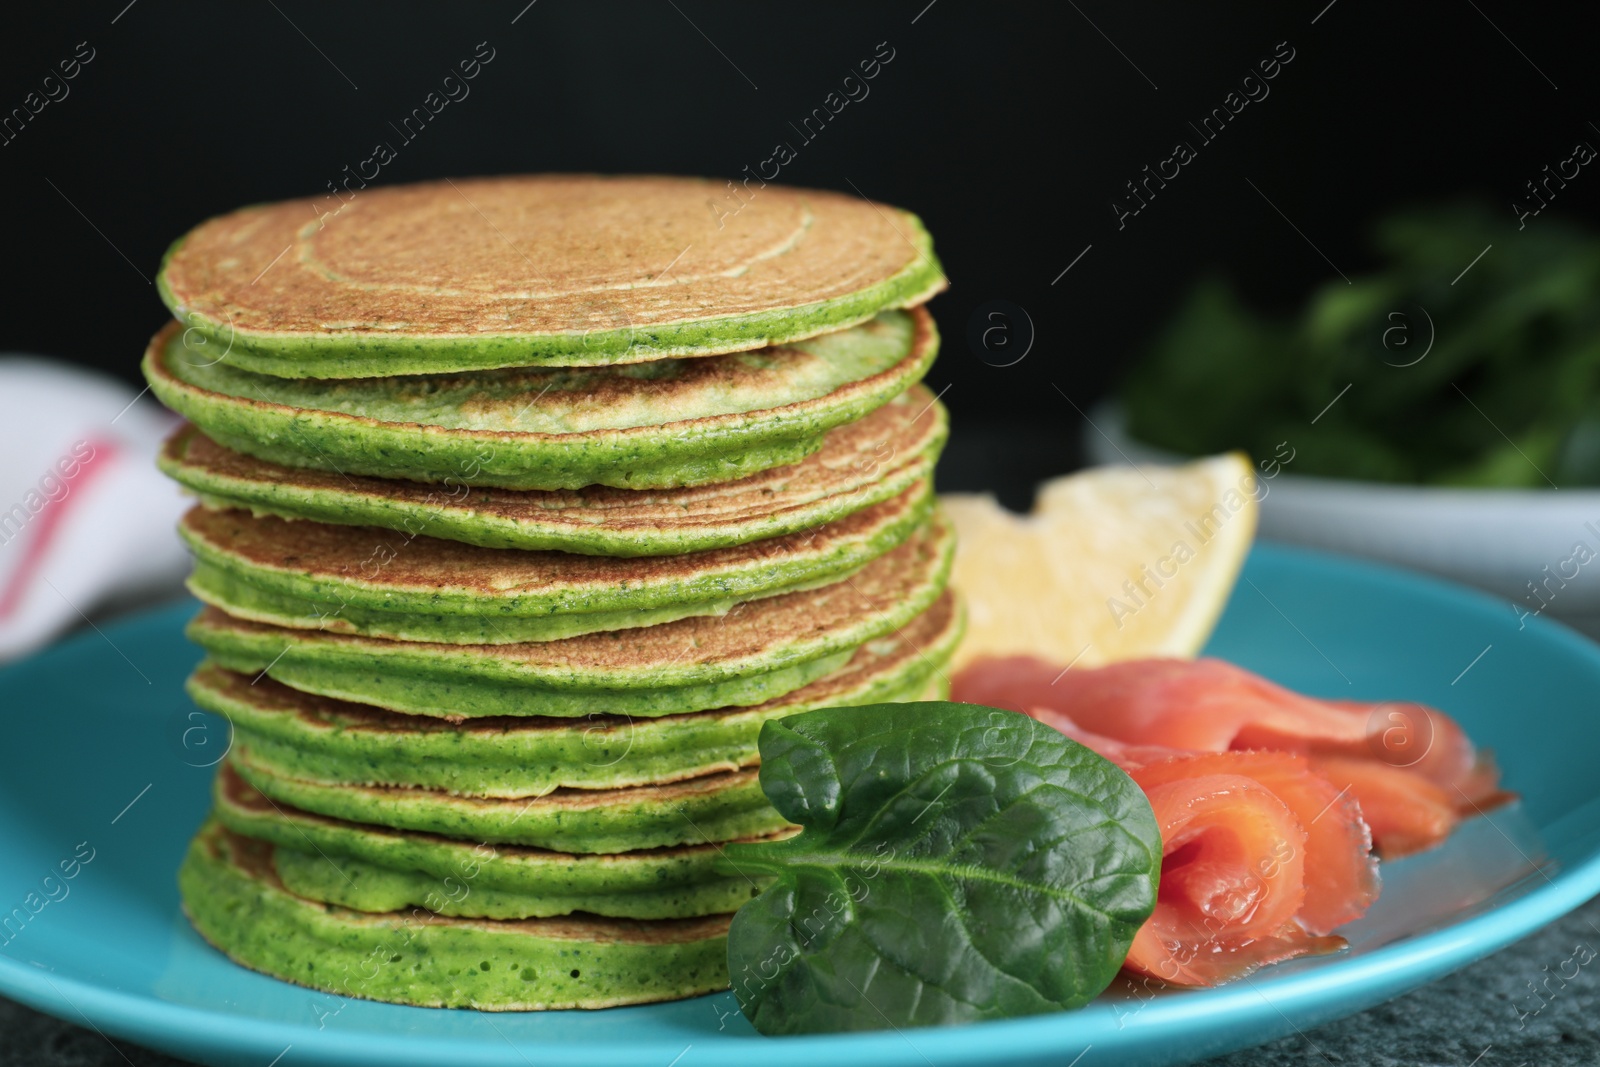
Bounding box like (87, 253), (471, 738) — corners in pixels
(1122, 203), (1600, 486)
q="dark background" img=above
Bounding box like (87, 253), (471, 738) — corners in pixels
(2, 0), (1597, 499)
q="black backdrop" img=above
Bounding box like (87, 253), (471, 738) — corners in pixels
(3, 1), (1596, 498)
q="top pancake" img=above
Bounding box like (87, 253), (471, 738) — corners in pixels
(158, 175), (947, 378)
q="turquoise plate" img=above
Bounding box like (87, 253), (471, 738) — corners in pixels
(1, 543), (1597, 1067)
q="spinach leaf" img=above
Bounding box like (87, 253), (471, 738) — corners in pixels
(718, 700), (1160, 1035)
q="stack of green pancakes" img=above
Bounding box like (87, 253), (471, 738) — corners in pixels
(147, 175), (959, 1011)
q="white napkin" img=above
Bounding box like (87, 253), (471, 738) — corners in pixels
(0, 357), (191, 660)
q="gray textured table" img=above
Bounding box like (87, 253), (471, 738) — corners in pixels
(4, 890), (1597, 1066)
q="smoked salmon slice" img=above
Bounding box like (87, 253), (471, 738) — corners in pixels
(951, 653), (1511, 985)
(1134, 752), (1378, 937)
(1122, 768), (1348, 985)
(1307, 756), (1457, 860)
(952, 655), (1509, 858)
(1020, 703), (1378, 984)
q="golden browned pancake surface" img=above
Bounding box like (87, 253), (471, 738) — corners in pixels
(159, 175), (946, 376)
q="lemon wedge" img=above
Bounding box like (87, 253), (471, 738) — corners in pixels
(942, 453), (1259, 671)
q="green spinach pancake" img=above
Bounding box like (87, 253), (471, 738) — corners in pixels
(185, 512), (954, 719)
(180, 824), (734, 1009)
(157, 382), (947, 555)
(179, 481), (931, 644)
(158, 175), (945, 377)
(185, 590), (959, 796)
(144, 307), (937, 490)
(213, 768), (775, 920)
(227, 750), (786, 853)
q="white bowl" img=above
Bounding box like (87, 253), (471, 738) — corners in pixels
(1084, 400), (1600, 626)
